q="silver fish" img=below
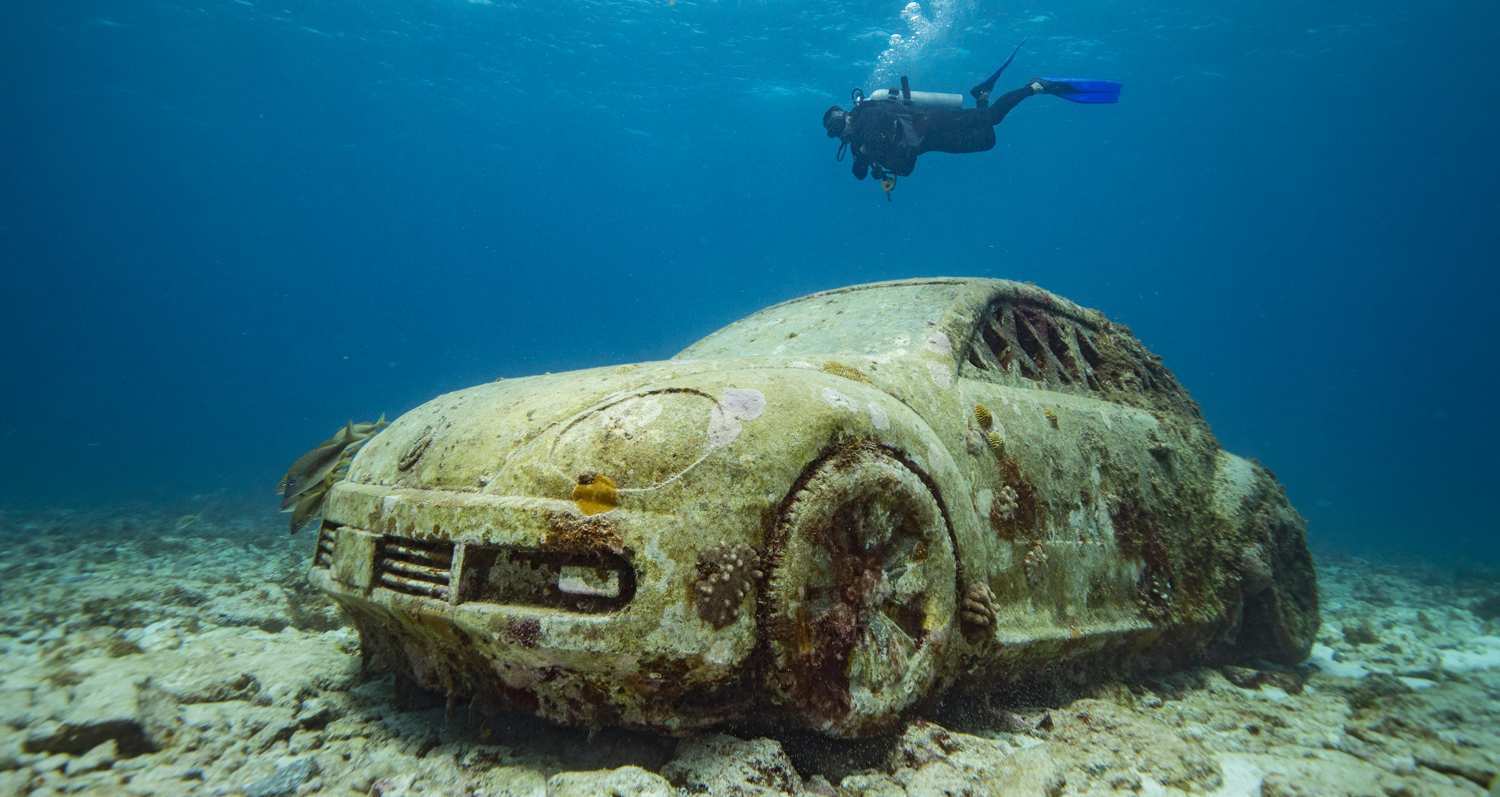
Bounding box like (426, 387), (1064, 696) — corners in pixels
(278, 437), (352, 509)
(289, 488), (326, 535)
(349, 413), (389, 438)
(277, 417), (388, 510)
(277, 440), (339, 496)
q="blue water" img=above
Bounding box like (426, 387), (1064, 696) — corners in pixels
(3, 0), (1496, 561)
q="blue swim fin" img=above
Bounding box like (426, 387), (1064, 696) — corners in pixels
(973, 39), (1027, 98)
(1040, 78), (1123, 103)
(987, 39), (1027, 85)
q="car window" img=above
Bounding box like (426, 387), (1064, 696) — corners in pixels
(959, 298), (1199, 420)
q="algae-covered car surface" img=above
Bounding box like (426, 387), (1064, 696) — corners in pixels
(308, 278), (1320, 737)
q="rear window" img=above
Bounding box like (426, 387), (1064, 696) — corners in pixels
(959, 297), (1199, 420)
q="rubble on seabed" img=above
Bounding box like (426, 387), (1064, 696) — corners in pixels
(1, 507), (1497, 796)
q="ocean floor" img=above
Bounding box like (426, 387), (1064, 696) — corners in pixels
(1, 505), (1498, 797)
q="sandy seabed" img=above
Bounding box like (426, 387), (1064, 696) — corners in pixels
(1, 506), (1498, 797)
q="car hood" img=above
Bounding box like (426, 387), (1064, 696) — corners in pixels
(347, 361), (723, 497)
(344, 353), (949, 506)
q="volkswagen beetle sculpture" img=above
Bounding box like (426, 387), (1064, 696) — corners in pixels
(302, 278), (1319, 737)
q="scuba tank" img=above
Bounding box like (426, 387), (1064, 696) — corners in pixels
(865, 76), (963, 109)
(866, 88), (963, 108)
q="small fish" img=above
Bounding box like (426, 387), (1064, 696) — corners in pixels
(276, 416), (388, 509)
(288, 488), (327, 535)
(174, 514), (201, 531)
(276, 444), (328, 495)
(349, 413), (389, 438)
(277, 439), (351, 509)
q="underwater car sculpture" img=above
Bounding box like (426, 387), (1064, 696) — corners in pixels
(302, 278), (1319, 737)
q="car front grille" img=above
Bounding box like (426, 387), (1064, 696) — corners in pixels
(456, 546), (634, 614)
(375, 534), (454, 600)
(312, 523), (336, 569)
(314, 523), (634, 614)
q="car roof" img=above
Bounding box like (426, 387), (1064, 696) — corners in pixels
(673, 278), (1098, 361)
(676, 277), (1203, 424)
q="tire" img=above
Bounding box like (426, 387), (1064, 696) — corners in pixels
(1238, 501), (1321, 664)
(762, 446), (957, 737)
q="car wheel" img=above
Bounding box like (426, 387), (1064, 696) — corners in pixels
(1237, 505), (1321, 664)
(762, 446), (957, 737)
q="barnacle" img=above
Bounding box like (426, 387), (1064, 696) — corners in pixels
(572, 472), (619, 516)
(1024, 541), (1049, 589)
(973, 403), (993, 429)
(986, 430), (1005, 458)
(1140, 572), (1174, 621)
(821, 361), (872, 385)
(960, 581), (997, 643)
(1043, 407), (1059, 428)
(694, 541), (763, 629)
(993, 484), (1018, 524)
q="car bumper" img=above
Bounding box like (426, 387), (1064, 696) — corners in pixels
(309, 482), (757, 731)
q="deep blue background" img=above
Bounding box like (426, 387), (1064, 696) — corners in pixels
(3, 0), (1496, 560)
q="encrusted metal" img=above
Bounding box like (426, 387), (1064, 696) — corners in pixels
(304, 277), (1319, 737)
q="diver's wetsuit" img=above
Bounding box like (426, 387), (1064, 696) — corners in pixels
(847, 85), (1035, 180)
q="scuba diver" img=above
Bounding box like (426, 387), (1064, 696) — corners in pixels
(822, 41), (1121, 199)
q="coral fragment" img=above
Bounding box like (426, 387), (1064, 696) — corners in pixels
(821, 361), (873, 385)
(572, 473), (619, 516)
(694, 542), (762, 629)
(960, 581), (997, 643)
(991, 484), (1019, 526)
(986, 430), (1006, 458)
(974, 403), (993, 429)
(1024, 541), (1049, 589)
